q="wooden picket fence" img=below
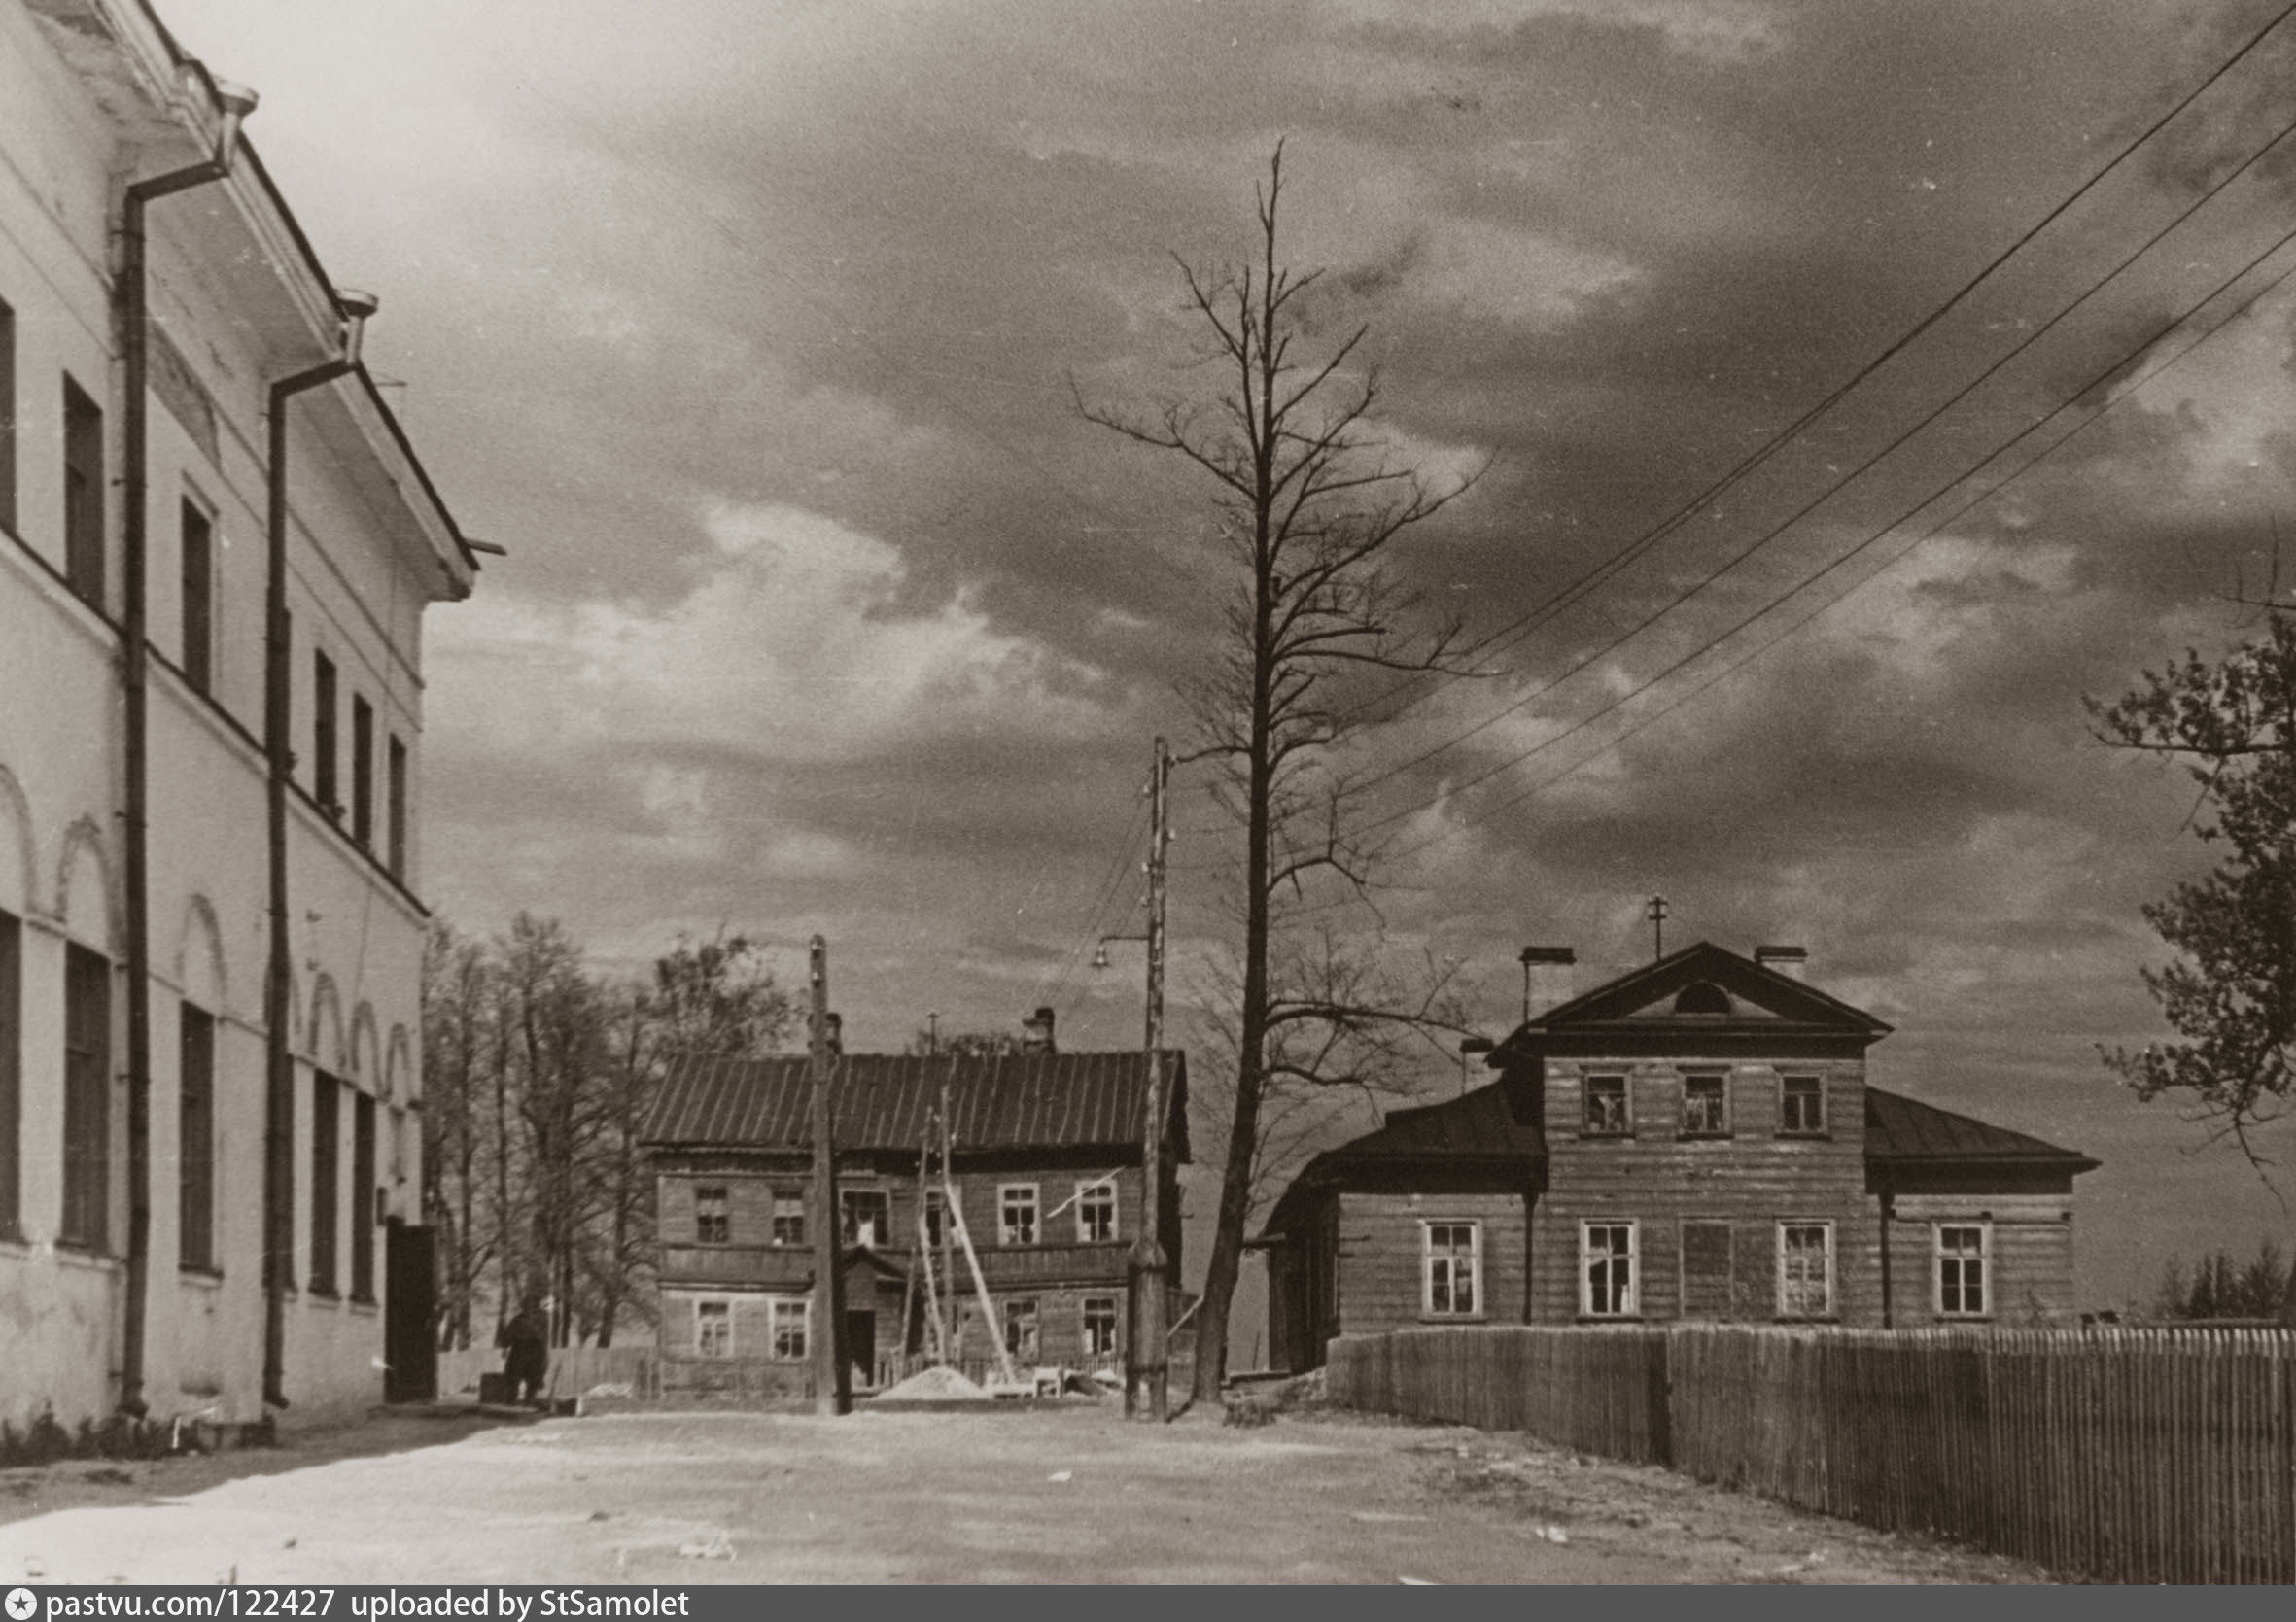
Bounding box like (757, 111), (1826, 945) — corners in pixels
(1326, 1324), (2296, 1583)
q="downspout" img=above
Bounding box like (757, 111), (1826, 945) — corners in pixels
(261, 291), (378, 1411)
(1878, 1172), (1896, 1329)
(116, 80), (258, 1420)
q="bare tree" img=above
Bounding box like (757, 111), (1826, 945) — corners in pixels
(420, 920), (497, 1351)
(1081, 145), (1483, 1399)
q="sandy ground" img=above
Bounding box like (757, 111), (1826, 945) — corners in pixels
(0, 1403), (2046, 1585)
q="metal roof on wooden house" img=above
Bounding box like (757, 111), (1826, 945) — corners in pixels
(641, 1050), (1189, 1158)
(1864, 1087), (2097, 1170)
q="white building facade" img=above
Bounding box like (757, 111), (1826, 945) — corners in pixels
(1, 0), (477, 1430)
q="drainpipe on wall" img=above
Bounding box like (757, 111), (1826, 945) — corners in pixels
(261, 291), (378, 1411)
(1878, 1176), (1896, 1329)
(116, 79), (259, 1421)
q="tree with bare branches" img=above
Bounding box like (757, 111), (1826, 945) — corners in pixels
(2090, 609), (2296, 1322)
(1080, 145), (1483, 1398)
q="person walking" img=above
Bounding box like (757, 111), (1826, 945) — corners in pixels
(498, 1303), (549, 1407)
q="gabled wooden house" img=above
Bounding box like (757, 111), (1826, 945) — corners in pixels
(1261, 942), (2097, 1371)
(639, 1025), (1187, 1399)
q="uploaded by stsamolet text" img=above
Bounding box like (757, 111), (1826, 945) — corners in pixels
(17, 1593), (694, 1621)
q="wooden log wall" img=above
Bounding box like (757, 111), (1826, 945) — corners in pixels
(1325, 1324), (2296, 1583)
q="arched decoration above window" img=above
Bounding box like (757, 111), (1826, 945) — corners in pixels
(0, 764), (34, 917)
(56, 814), (118, 950)
(1673, 981), (1732, 1016)
(177, 894), (227, 1015)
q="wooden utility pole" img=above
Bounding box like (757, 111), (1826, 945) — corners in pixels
(808, 936), (849, 1414)
(1127, 736), (1172, 1421)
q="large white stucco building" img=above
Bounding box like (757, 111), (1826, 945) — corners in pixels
(2, 0), (478, 1430)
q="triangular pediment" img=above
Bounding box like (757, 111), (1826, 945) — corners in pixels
(1527, 941), (1888, 1038)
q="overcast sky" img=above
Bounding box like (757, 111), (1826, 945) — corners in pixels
(157, 0), (2296, 1309)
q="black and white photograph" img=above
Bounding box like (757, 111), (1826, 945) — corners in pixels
(2, 0), (2295, 1588)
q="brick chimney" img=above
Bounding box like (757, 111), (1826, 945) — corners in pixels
(1021, 1005), (1056, 1053)
(824, 1011), (844, 1056)
(1755, 945), (1808, 982)
(1518, 946), (1577, 1023)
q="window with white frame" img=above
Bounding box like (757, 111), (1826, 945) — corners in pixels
(695, 1299), (732, 1359)
(841, 1187), (890, 1247)
(1423, 1221), (1481, 1318)
(999, 1184), (1039, 1246)
(1004, 1297), (1040, 1361)
(1781, 1074), (1826, 1134)
(1076, 1178), (1117, 1243)
(1082, 1295), (1118, 1357)
(1681, 1073), (1728, 1136)
(1776, 1222), (1833, 1319)
(770, 1296), (809, 1361)
(1936, 1224), (1990, 1318)
(694, 1185), (730, 1245)
(770, 1187), (805, 1246)
(1583, 1074), (1629, 1135)
(1581, 1221), (1638, 1317)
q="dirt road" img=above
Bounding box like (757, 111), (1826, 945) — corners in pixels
(0, 1405), (2043, 1584)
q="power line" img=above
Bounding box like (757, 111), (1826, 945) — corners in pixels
(1325, 0), (2296, 727)
(1324, 97), (2296, 816)
(1349, 221), (2296, 875)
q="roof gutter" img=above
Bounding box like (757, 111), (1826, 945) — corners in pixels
(113, 73), (258, 1421)
(261, 292), (379, 1412)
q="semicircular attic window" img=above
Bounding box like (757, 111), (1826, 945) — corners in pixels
(1673, 982), (1733, 1016)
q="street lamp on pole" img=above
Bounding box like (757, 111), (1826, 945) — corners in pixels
(1092, 736), (1172, 1420)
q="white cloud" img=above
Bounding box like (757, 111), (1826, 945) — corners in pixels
(430, 500), (1121, 769)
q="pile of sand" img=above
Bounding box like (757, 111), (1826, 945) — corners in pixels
(873, 1365), (990, 1402)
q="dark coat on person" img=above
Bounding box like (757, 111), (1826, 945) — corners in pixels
(498, 1311), (547, 1384)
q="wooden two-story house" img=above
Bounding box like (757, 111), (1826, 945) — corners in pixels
(640, 1024), (1187, 1399)
(1260, 942), (2097, 1370)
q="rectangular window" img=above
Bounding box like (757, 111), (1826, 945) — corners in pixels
(1424, 1221), (1481, 1318)
(60, 943), (111, 1251)
(1781, 1074), (1826, 1135)
(697, 1299), (733, 1359)
(841, 1187), (890, 1248)
(1681, 1073), (1728, 1136)
(770, 1188), (805, 1247)
(922, 1188), (946, 1251)
(178, 1003), (216, 1271)
(0, 296), (16, 534)
(1003, 1297), (1040, 1362)
(1076, 1178), (1117, 1243)
(180, 499), (213, 693)
(1581, 1221), (1638, 1318)
(1082, 1295), (1118, 1358)
(62, 377), (104, 611)
(351, 696), (374, 846)
(351, 1090), (376, 1302)
(695, 1185), (731, 1245)
(310, 1072), (339, 1295)
(998, 1185), (1038, 1246)
(1583, 1075), (1629, 1136)
(386, 736), (408, 880)
(770, 1296), (807, 1361)
(0, 909), (20, 1236)
(313, 652), (338, 814)
(1936, 1224), (1990, 1318)
(1777, 1222), (1833, 1319)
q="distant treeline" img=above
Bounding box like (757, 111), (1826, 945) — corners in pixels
(420, 915), (792, 1352)
(2151, 1239), (2291, 1322)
